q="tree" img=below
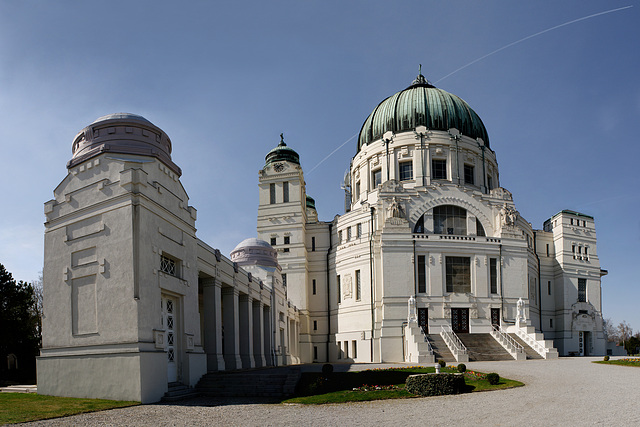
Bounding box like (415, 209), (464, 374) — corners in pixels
(0, 263), (40, 383)
(603, 318), (619, 342)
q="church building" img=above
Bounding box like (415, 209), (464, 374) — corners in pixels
(38, 73), (608, 403)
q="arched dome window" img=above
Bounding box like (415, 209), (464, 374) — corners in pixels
(434, 205), (467, 235)
(413, 215), (425, 233)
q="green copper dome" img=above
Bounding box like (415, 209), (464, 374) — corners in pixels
(358, 74), (490, 150)
(265, 133), (300, 166)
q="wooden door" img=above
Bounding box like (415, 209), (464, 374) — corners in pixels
(451, 308), (469, 333)
(418, 308), (428, 334)
(491, 308), (500, 328)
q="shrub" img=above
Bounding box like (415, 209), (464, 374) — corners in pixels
(405, 374), (465, 396)
(486, 373), (500, 385)
(438, 359), (446, 368)
(457, 363), (466, 373)
(322, 364), (334, 376)
(603, 355), (610, 361)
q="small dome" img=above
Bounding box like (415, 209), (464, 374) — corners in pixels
(358, 74), (490, 151)
(230, 238), (279, 268)
(306, 195), (316, 210)
(265, 133), (300, 166)
(68, 113), (182, 175)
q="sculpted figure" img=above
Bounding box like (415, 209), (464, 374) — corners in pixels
(388, 197), (404, 218)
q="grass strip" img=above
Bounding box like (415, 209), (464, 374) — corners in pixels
(593, 358), (640, 367)
(283, 366), (523, 404)
(0, 393), (139, 424)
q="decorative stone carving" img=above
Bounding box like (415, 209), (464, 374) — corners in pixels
(500, 203), (519, 227)
(380, 179), (404, 194)
(387, 197), (405, 219)
(408, 295), (417, 324)
(491, 187), (513, 201)
(343, 274), (353, 299)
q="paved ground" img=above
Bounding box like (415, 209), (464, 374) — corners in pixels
(23, 357), (640, 426)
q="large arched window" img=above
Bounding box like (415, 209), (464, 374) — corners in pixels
(433, 205), (467, 235)
(413, 215), (424, 233)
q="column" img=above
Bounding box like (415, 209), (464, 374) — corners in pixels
(202, 279), (225, 371)
(239, 294), (255, 369)
(222, 287), (241, 370)
(253, 301), (265, 367)
(263, 306), (272, 366)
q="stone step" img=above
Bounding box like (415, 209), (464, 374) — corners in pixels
(196, 367), (301, 397)
(427, 334), (456, 363)
(161, 383), (199, 402)
(456, 333), (513, 361)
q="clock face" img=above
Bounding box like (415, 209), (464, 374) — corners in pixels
(273, 163), (285, 172)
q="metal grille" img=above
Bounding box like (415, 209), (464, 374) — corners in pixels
(160, 255), (176, 276)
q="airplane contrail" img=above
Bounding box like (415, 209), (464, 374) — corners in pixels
(435, 5), (633, 84)
(308, 5), (633, 174)
(307, 133), (358, 175)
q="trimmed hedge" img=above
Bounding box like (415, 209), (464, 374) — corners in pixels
(486, 373), (500, 385)
(405, 373), (465, 396)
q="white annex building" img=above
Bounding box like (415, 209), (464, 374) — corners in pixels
(38, 73), (609, 402)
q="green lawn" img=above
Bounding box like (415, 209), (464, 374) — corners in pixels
(0, 393), (139, 424)
(593, 358), (640, 367)
(283, 366), (523, 404)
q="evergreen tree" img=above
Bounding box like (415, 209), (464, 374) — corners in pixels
(0, 263), (40, 383)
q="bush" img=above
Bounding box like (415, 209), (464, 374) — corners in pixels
(405, 374), (465, 396)
(486, 373), (500, 385)
(457, 363), (467, 373)
(438, 359), (446, 368)
(603, 355), (610, 361)
(322, 364), (334, 376)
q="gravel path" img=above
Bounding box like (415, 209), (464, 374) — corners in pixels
(23, 357), (640, 426)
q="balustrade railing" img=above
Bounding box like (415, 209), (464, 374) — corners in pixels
(515, 327), (548, 357)
(491, 325), (524, 355)
(440, 325), (467, 356)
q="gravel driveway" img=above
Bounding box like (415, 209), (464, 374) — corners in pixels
(23, 357), (640, 426)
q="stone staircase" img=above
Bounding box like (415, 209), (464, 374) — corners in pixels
(427, 334), (456, 363)
(161, 382), (199, 402)
(456, 333), (513, 361)
(509, 333), (544, 359)
(195, 367), (301, 398)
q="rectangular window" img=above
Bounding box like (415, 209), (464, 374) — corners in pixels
(372, 169), (382, 188)
(578, 278), (587, 302)
(269, 183), (276, 204)
(283, 181), (289, 203)
(399, 161), (413, 181)
(313, 320), (317, 331)
(282, 273), (287, 287)
(312, 279), (316, 295)
(338, 230), (343, 243)
(314, 346), (318, 360)
(283, 248), (290, 253)
(355, 269), (361, 301)
(464, 164), (474, 185)
(352, 340), (357, 359)
(446, 257), (471, 293)
(344, 341), (349, 358)
(546, 244), (549, 257)
(355, 181), (360, 199)
(548, 280), (551, 296)
(311, 236), (315, 251)
(160, 254), (177, 276)
(347, 226), (352, 241)
(284, 236), (290, 245)
(337, 275), (341, 303)
(487, 175), (493, 190)
(432, 159), (447, 180)
(417, 255), (426, 293)
(550, 318), (553, 328)
(490, 258), (498, 294)
(270, 237), (277, 246)
(356, 223), (362, 238)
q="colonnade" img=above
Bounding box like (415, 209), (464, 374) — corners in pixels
(201, 278), (281, 371)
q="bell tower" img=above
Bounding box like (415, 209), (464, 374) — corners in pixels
(257, 135), (308, 309)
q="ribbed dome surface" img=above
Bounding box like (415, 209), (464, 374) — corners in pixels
(358, 75), (490, 150)
(265, 134), (300, 166)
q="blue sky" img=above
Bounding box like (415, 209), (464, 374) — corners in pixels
(1, 1), (638, 330)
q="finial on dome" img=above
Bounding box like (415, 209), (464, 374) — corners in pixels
(410, 64), (435, 87)
(279, 133), (286, 147)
